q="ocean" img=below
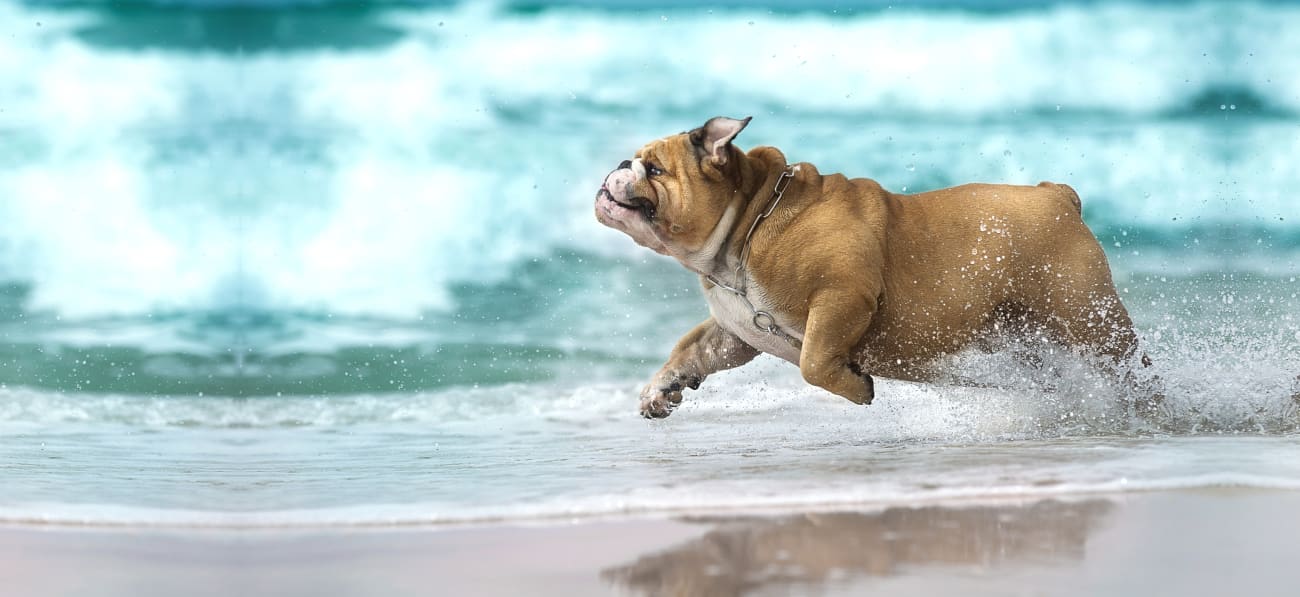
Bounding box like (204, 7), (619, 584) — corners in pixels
(1, 0), (1299, 527)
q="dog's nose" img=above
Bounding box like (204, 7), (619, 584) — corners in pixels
(618, 159), (632, 170)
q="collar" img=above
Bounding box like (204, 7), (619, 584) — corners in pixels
(705, 164), (802, 348)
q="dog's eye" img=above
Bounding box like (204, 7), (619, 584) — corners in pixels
(646, 163), (665, 177)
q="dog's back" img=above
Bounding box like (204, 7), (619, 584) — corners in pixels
(856, 180), (1129, 378)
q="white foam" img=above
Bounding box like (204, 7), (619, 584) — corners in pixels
(1, 330), (1297, 431)
(395, 3), (1248, 115)
(6, 471), (1300, 529)
(2, 338), (1299, 528)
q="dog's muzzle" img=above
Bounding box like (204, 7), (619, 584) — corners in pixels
(601, 165), (656, 220)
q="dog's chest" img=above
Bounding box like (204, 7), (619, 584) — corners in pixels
(702, 276), (803, 363)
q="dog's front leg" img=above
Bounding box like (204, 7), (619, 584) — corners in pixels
(800, 290), (876, 405)
(640, 318), (759, 419)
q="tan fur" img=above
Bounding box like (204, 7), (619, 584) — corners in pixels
(595, 117), (1147, 418)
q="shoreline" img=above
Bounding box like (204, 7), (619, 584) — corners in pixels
(4, 488), (1300, 596)
(8, 476), (1300, 532)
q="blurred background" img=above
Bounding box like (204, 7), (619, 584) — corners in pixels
(2, 0), (1297, 397)
(1, 0), (1299, 525)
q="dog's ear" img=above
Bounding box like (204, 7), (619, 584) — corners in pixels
(688, 116), (751, 167)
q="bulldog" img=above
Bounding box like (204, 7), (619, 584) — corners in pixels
(595, 116), (1151, 418)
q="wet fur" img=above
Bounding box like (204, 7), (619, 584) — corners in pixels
(595, 117), (1148, 418)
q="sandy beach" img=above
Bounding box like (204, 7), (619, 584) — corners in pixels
(3, 489), (1299, 597)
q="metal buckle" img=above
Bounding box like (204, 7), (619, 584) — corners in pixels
(752, 311), (779, 334)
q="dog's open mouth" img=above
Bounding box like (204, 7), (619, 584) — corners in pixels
(594, 185), (668, 255)
(599, 187), (637, 211)
(597, 187), (656, 221)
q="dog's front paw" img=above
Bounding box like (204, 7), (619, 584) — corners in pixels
(638, 376), (700, 419)
(639, 384), (680, 419)
(846, 362), (876, 405)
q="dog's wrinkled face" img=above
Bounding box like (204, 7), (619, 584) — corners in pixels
(595, 117), (752, 258)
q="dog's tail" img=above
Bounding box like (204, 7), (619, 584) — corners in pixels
(1038, 181), (1082, 215)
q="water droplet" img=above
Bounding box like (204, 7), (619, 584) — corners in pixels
(905, 163), (915, 172)
(1002, 150), (1012, 157)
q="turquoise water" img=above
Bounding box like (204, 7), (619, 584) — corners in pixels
(1, 0), (1299, 526)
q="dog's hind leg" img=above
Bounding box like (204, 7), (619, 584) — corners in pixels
(1026, 256), (1162, 415)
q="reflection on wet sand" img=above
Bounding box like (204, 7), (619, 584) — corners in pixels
(603, 499), (1114, 597)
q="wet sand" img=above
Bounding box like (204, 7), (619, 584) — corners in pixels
(3, 490), (1299, 596)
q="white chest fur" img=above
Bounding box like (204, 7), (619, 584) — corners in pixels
(702, 275), (804, 364)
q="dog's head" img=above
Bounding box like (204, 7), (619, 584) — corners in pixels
(594, 116), (753, 257)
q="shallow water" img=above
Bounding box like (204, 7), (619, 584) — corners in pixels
(2, 0), (1300, 527)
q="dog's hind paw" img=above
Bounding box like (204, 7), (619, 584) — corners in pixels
(1123, 372), (1167, 419)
